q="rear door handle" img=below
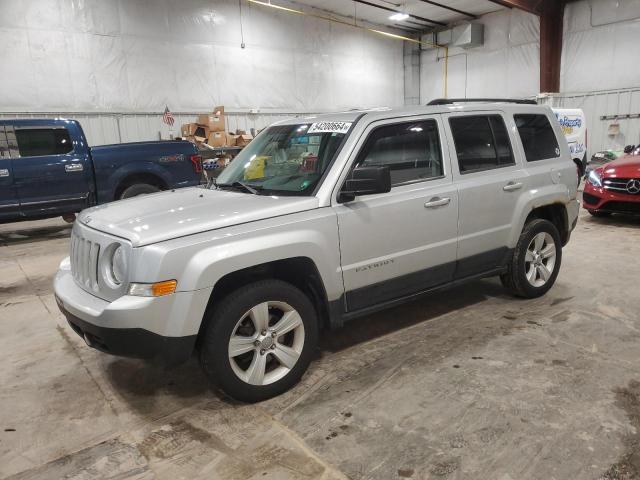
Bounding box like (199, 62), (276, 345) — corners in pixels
(424, 196), (451, 208)
(503, 181), (523, 192)
(0, 168), (9, 177)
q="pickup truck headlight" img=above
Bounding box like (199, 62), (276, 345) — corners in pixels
(110, 245), (128, 285)
(588, 170), (603, 187)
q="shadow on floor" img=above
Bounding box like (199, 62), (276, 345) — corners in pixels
(319, 277), (507, 354)
(0, 223), (72, 246)
(582, 213), (640, 228)
(104, 278), (510, 410)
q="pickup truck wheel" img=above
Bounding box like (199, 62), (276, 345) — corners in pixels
(500, 219), (562, 298)
(199, 279), (318, 402)
(120, 183), (160, 199)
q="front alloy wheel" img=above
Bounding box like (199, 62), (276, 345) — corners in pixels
(199, 280), (317, 402)
(228, 301), (305, 386)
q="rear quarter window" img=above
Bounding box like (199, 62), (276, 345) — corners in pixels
(514, 114), (560, 162)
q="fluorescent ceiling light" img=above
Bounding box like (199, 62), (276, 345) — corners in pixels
(389, 12), (409, 21)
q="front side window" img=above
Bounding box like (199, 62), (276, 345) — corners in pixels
(216, 123), (349, 195)
(354, 120), (443, 186)
(449, 115), (514, 173)
(514, 114), (561, 162)
(15, 128), (73, 157)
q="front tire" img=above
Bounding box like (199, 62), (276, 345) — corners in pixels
(199, 280), (318, 402)
(501, 219), (562, 298)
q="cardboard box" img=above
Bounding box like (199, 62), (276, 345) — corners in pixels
(225, 133), (239, 146)
(194, 135), (207, 147)
(207, 131), (226, 147)
(198, 106), (226, 132)
(181, 123), (198, 137)
(236, 133), (253, 147)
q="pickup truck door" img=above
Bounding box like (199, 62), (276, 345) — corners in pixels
(0, 126), (19, 221)
(12, 125), (90, 217)
(334, 116), (459, 313)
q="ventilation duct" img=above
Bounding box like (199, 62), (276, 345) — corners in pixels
(436, 23), (484, 49)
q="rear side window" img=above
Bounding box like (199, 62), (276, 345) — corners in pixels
(514, 114), (560, 161)
(15, 128), (73, 157)
(449, 115), (514, 173)
(355, 120), (443, 186)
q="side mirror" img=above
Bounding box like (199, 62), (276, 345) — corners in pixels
(339, 166), (391, 202)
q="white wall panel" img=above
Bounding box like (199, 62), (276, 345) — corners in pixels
(0, 111), (311, 146)
(0, 0), (404, 115)
(420, 8), (540, 103)
(562, 0), (640, 92)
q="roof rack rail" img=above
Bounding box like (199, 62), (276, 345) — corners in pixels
(427, 98), (538, 106)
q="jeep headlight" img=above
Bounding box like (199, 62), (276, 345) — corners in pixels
(110, 245), (128, 285)
(588, 170), (602, 187)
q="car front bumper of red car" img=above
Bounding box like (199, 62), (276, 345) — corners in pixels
(583, 179), (640, 215)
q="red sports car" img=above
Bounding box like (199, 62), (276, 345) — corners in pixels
(583, 151), (640, 216)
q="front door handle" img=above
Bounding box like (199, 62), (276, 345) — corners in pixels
(0, 168), (9, 178)
(424, 196), (451, 208)
(503, 181), (523, 192)
(65, 163), (84, 173)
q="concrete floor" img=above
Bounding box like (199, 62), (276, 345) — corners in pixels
(1, 210), (640, 480)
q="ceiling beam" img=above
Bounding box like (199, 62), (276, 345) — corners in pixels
(485, 0), (545, 15)
(416, 0), (477, 19)
(352, 0), (447, 26)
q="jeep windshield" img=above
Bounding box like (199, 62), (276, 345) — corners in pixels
(216, 122), (351, 195)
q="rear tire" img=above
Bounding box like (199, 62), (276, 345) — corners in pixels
(500, 219), (562, 298)
(588, 209), (611, 217)
(199, 279), (318, 403)
(120, 183), (160, 199)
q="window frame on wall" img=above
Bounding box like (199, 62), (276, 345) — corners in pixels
(351, 118), (445, 188)
(14, 127), (74, 158)
(448, 114), (515, 175)
(513, 113), (561, 162)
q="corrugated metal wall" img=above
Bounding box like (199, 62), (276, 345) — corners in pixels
(540, 88), (640, 156)
(0, 111), (311, 146)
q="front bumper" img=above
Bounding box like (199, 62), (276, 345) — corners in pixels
(54, 258), (211, 365)
(583, 183), (640, 215)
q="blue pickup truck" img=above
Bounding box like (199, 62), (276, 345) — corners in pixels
(0, 119), (202, 223)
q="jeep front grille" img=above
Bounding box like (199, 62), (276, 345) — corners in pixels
(70, 232), (100, 291)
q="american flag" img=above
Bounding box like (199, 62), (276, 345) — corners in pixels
(162, 106), (175, 127)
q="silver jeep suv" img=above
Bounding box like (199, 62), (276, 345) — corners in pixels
(54, 99), (579, 402)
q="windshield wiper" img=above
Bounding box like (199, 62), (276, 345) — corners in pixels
(218, 181), (261, 195)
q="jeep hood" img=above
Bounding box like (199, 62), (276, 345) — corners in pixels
(78, 187), (319, 247)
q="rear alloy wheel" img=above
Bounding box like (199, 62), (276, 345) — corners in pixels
(501, 219), (562, 298)
(524, 232), (556, 288)
(199, 280), (317, 402)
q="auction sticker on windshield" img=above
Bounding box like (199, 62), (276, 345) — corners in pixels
(308, 122), (352, 134)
